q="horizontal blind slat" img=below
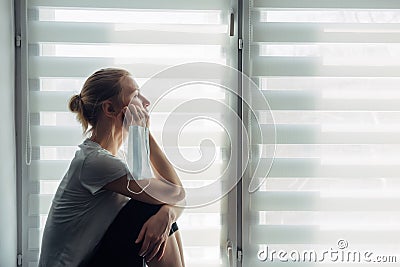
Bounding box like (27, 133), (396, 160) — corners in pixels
(29, 56), (168, 78)
(253, 0), (400, 9)
(251, 192), (400, 211)
(30, 160), (69, 180)
(29, 21), (227, 45)
(31, 126), (83, 146)
(256, 90), (400, 111)
(252, 57), (400, 77)
(251, 225), (400, 244)
(175, 228), (222, 246)
(255, 158), (400, 178)
(258, 124), (400, 144)
(29, 56), (228, 79)
(253, 22), (400, 43)
(29, 0), (228, 10)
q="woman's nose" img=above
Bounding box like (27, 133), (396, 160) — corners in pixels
(141, 95), (150, 107)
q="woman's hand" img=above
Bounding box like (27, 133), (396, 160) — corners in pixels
(122, 103), (149, 128)
(135, 206), (173, 262)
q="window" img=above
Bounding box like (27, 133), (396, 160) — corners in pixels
(23, 1), (234, 266)
(243, 1), (400, 266)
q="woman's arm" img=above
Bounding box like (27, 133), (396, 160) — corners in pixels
(149, 132), (182, 187)
(104, 122), (185, 205)
(103, 175), (184, 205)
(145, 131), (186, 218)
(135, 204), (185, 264)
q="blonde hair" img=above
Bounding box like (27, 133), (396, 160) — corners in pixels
(69, 68), (130, 135)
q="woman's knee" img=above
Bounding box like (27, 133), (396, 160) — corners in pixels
(147, 235), (183, 267)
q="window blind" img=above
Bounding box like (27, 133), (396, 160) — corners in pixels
(25, 1), (232, 266)
(244, 1), (400, 266)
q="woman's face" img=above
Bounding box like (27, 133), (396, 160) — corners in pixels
(120, 76), (150, 110)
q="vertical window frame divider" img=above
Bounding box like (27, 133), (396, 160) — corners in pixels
(222, 0), (245, 266)
(240, 0), (254, 266)
(236, 0), (244, 266)
(15, 0), (30, 264)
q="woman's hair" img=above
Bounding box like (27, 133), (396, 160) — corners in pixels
(69, 68), (130, 134)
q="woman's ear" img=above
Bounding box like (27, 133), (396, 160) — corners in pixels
(102, 100), (117, 118)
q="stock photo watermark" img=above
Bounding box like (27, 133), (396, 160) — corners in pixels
(257, 239), (398, 264)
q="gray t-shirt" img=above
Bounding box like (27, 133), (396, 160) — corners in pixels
(38, 139), (131, 267)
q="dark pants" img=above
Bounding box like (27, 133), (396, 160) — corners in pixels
(84, 199), (178, 267)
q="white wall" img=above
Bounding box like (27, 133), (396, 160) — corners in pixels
(0, 0), (17, 266)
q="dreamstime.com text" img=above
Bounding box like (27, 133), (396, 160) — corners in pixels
(258, 239), (398, 263)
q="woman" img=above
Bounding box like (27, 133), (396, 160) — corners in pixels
(38, 68), (185, 267)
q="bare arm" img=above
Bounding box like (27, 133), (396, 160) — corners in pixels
(149, 132), (185, 218)
(149, 132), (182, 187)
(103, 175), (184, 205)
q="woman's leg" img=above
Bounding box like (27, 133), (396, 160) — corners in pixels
(86, 199), (182, 267)
(147, 232), (183, 267)
(174, 231), (185, 267)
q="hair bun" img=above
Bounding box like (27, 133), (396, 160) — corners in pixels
(69, 94), (82, 113)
